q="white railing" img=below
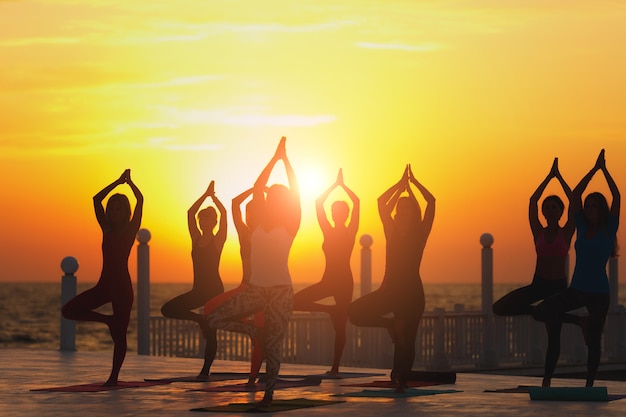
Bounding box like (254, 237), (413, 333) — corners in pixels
(148, 305), (626, 370)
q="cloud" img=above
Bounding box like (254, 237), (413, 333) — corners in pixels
(159, 107), (337, 127)
(145, 137), (224, 151)
(355, 42), (441, 52)
(0, 37), (80, 47)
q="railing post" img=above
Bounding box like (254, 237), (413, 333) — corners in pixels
(360, 234), (373, 296)
(480, 233), (498, 368)
(60, 256), (78, 351)
(137, 228), (151, 355)
(432, 307), (450, 370)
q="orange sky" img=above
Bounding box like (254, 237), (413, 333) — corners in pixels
(1, 1), (625, 287)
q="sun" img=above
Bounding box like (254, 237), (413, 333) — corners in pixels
(296, 165), (330, 203)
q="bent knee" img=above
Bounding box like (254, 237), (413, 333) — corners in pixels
(531, 303), (547, 322)
(492, 301), (504, 316)
(61, 304), (77, 320)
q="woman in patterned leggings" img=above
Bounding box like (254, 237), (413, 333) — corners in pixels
(206, 137), (300, 406)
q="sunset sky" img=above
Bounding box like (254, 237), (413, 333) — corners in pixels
(1, 1), (625, 289)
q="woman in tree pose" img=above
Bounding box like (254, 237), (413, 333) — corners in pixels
(62, 169), (143, 386)
(293, 168), (359, 376)
(161, 180), (226, 379)
(348, 164), (435, 392)
(206, 137), (300, 406)
(493, 158), (574, 387)
(203, 186), (264, 385)
(533, 149), (620, 387)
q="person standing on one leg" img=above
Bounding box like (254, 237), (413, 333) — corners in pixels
(62, 169), (143, 386)
(161, 180), (226, 379)
(293, 168), (360, 376)
(348, 164), (434, 392)
(206, 137), (300, 406)
(203, 186), (265, 385)
(492, 158), (574, 387)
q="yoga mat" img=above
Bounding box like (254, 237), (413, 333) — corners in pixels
(191, 398), (345, 413)
(145, 372), (251, 383)
(484, 385), (539, 393)
(193, 376), (322, 393)
(340, 380), (441, 388)
(310, 371), (386, 380)
(529, 386), (611, 402)
(408, 370), (456, 384)
(31, 380), (171, 392)
(332, 388), (462, 398)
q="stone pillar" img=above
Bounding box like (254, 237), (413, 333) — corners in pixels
(60, 256), (78, 351)
(480, 233), (498, 368)
(360, 234), (373, 296)
(136, 228), (151, 355)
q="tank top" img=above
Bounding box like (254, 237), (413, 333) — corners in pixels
(249, 227), (293, 287)
(191, 237), (222, 292)
(534, 229), (569, 258)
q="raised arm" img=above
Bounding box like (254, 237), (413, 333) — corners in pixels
(408, 164), (435, 238)
(529, 159), (557, 234)
(277, 138), (301, 236)
(339, 169), (360, 235)
(378, 166), (408, 234)
(316, 178), (337, 234)
(253, 138), (283, 201)
(232, 187), (254, 236)
(570, 150), (603, 216)
(188, 181), (214, 242)
(93, 170), (128, 231)
(211, 186), (228, 248)
(552, 159), (576, 240)
(125, 170), (143, 233)
(598, 150), (621, 217)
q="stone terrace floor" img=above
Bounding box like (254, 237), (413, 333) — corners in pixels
(2, 348), (626, 416)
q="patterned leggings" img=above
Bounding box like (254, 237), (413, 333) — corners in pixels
(206, 284), (293, 394)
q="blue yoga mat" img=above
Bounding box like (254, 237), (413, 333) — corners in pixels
(528, 386), (609, 402)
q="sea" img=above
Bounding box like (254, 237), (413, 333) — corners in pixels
(2, 281), (625, 352)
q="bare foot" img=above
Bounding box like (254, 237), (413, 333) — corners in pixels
(103, 379), (118, 387)
(542, 377), (551, 387)
(195, 373), (210, 381)
(325, 370), (340, 379)
(390, 370), (399, 385)
(256, 391), (273, 407)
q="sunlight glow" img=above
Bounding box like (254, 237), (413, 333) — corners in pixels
(296, 166), (328, 203)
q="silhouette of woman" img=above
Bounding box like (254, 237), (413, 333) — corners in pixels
(533, 149), (620, 387)
(492, 158), (574, 387)
(62, 169), (143, 386)
(206, 137), (300, 406)
(203, 186), (265, 385)
(348, 164), (435, 392)
(293, 168), (359, 376)
(161, 180), (226, 379)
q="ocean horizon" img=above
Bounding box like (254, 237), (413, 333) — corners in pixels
(2, 281), (625, 353)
